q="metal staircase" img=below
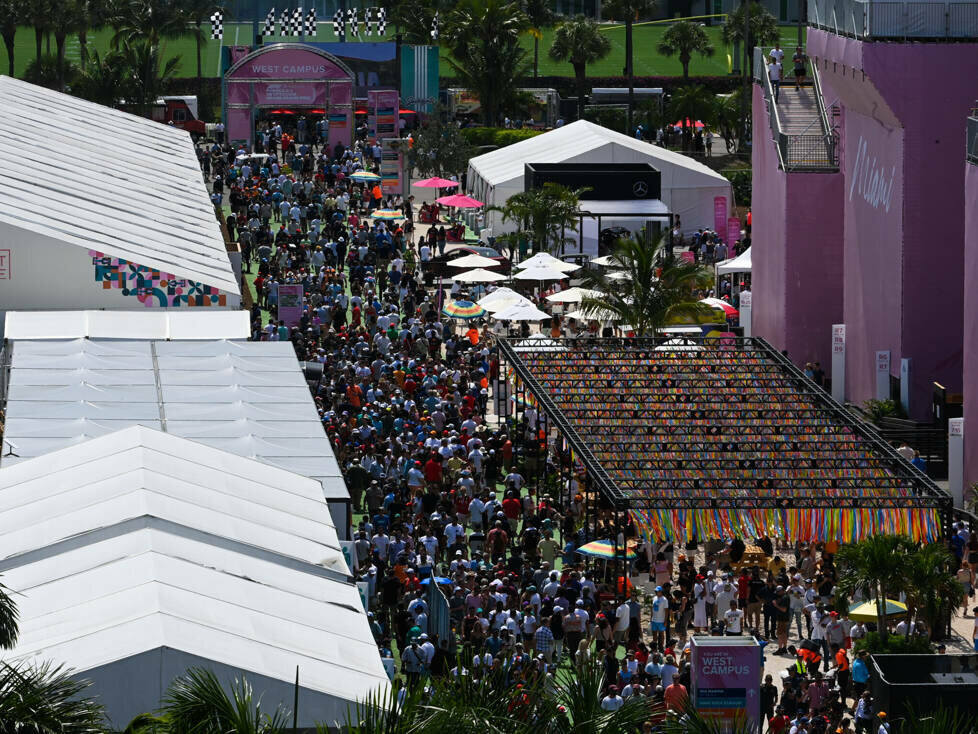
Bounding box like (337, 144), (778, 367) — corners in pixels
(754, 48), (839, 172)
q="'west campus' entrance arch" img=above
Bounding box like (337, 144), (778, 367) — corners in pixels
(224, 43), (354, 149)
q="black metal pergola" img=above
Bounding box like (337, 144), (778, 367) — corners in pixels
(497, 335), (952, 543)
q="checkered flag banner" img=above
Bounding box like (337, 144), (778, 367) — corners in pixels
(279, 7), (291, 35)
(346, 7), (359, 36)
(332, 8), (345, 37)
(210, 10), (223, 39)
(377, 7), (387, 35)
(430, 12), (439, 40)
(262, 7), (276, 36)
(303, 7), (317, 35)
(364, 7), (374, 36)
(291, 6), (303, 35)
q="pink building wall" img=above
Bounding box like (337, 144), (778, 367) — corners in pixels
(964, 162), (978, 488)
(751, 86), (844, 368)
(788, 31), (978, 418)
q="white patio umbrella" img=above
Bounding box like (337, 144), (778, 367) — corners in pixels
(492, 302), (552, 321)
(478, 288), (533, 313)
(451, 268), (507, 282)
(545, 287), (603, 304)
(516, 252), (580, 272)
(513, 265), (568, 281)
(447, 253), (500, 269)
(606, 270), (633, 281)
(565, 307), (621, 321)
(590, 255), (619, 266)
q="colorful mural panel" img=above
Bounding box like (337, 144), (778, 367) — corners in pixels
(90, 250), (228, 307)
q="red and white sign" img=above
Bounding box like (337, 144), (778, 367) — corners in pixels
(832, 324), (846, 355)
(876, 350), (891, 373)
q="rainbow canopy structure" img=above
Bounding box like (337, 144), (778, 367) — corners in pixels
(498, 336), (950, 544)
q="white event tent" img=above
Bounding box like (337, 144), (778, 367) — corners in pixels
(0, 76), (238, 321)
(0, 336), (352, 532)
(0, 426), (388, 729)
(467, 120), (732, 236)
(716, 246), (752, 274)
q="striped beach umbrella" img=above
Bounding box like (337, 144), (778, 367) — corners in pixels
(442, 300), (487, 320)
(575, 539), (639, 560)
(372, 209), (403, 220)
(350, 171), (381, 182)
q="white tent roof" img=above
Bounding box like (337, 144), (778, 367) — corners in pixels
(0, 426), (388, 725)
(467, 120), (731, 234)
(0, 76), (238, 294)
(716, 246), (752, 274)
(1, 339), (346, 497)
(4, 310), (250, 340)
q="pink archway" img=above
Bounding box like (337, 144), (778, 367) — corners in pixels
(224, 43), (354, 149)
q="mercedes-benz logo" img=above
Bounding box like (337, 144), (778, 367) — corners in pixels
(632, 180), (648, 197)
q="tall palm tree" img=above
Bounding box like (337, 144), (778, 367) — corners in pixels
(711, 89), (742, 154)
(903, 542), (963, 640)
(522, 0), (555, 79)
(119, 39), (181, 117)
(76, 0), (112, 64)
(548, 16), (611, 121)
(579, 235), (713, 336)
(0, 0), (28, 77)
(656, 20), (715, 82)
(551, 660), (650, 734)
(51, 0), (90, 90)
(26, 0), (55, 67)
(721, 1), (779, 78)
(835, 534), (914, 643)
(74, 48), (127, 105)
(667, 84), (715, 151)
(491, 183), (585, 255)
(443, 0), (530, 126)
(161, 668), (291, 734)
(110, 0), (193, 51)
(602, 0), (655, 131)
(0, 578), (18, 651)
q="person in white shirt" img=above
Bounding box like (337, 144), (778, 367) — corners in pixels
(768, 56), (783, 103)
(615, 600), (631, 644)
(769, 42), (785, 64)
(600, 687), (624, 711)
(724, 599), (745, 635)
(649, 586), (669, 649)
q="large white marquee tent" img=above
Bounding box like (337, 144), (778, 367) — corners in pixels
(0, 426), (388, 728)
(0, 336), (352, 532)
(466, 120), (732, 236)
(0, 75), (238, 321)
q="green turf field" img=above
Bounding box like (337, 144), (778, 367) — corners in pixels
(1, 22), (803, 80)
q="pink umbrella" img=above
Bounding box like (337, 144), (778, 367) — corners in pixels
(415, 177), (460, 188)
(437, 194), (484, 208)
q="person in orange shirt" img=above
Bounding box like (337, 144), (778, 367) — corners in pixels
(663, 680), (688, 711)
(370, 184), (383, 211)
(347, 382), (363, 408)
(466, 326), (479, 345)
(832, 642), (851, 702)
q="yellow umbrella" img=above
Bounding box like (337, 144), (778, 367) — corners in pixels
(846, 599), (907, 622)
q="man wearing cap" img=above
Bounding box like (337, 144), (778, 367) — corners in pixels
(600, 685), (624, 711)
(875, 711), (890, 734)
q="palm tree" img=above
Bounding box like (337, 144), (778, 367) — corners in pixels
(161, 668), (291, 734)
(667, 84), (715, 151)
(835, 534), (914, 643)
(711, 90), (742, 154)
(491, 183), (585, 256)
(109, 0), (193, 51)
(51, 0), (90, 90)
(721, 1), (779, 78)
(76, 0), (112, 64)
(522, 0), (555, 79)
(903, 542), (963, 640)
(551, 660), (650, 734)
(656, 20), (715, 82)
(0, 660), (105, 732)
(549, 16), (611, 121)
(443, 0), (530, 126)
(74, 48), (127, 106)
(0, 578), (18, 651)
(579, 235), (713, 336)
(26, 0), (54, 67)
(118, 39), (182, 117)
(602, 0), (655, 131)
(0, 0), (27, 77)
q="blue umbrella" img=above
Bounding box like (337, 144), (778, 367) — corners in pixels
(420, 576), (454, 586)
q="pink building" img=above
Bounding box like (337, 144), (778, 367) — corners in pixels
(752, 4), (978, 423)
(964, 114), (978, 488)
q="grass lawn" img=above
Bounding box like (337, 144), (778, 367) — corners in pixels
(3, 21), (804, 82)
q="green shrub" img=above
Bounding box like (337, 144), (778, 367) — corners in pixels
(459, 127), (543, 148)
(725, 168), (751, 207)
(853, 631), (932, 655)
(863, 398), (899, 424)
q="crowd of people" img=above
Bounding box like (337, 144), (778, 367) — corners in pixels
(196, 123), (934, 733)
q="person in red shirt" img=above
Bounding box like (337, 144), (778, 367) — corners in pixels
(663, 680), (688, 711)
(501, 490), (522, 533)
(767, 709), (790, 733)
(424, 454), (442, 485)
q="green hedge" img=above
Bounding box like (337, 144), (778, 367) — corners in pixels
(852, 631), (932, 655)
(459, 127), (543, 148)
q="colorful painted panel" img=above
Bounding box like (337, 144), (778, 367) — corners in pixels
(90, 250), (228, 307)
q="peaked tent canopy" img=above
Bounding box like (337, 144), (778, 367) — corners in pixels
(716, 246), (752, 274)
(466, 120), (732, 235)
(0, 426), (388, 728)
(0, 76), (238, 316)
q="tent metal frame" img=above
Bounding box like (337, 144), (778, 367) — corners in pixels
(497, 335), (952, 532)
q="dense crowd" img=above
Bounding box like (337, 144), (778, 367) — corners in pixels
(198, 125), (928, 734)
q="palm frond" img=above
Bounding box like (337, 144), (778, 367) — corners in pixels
(0, 659), (104, 733)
